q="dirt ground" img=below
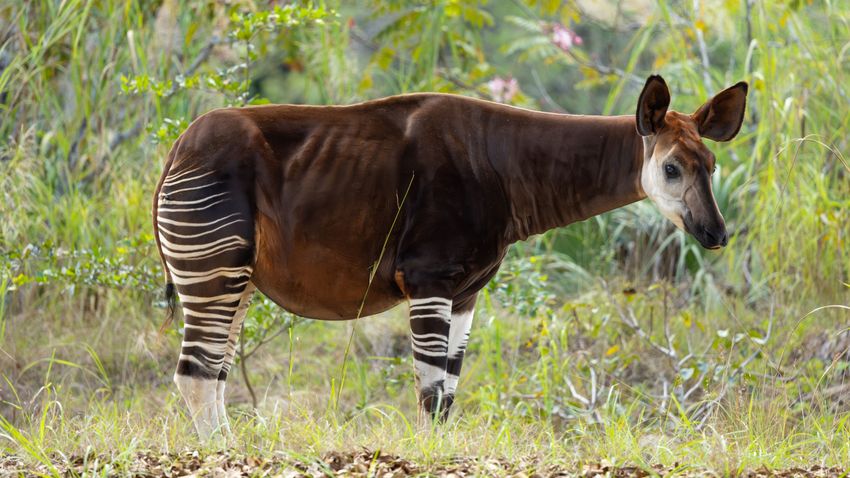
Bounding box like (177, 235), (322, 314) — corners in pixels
(1, 450), (847, 477)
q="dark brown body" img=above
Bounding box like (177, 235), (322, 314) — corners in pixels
(156, 94), (645, 321)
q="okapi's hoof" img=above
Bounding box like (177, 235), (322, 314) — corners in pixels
(419, 392), (455, 424)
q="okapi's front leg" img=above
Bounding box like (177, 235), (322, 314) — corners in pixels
(408, 296), (453, 421)
(442, 293), (477, 418)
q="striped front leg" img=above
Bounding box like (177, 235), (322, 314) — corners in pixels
(408, 297), (452, 420)
(443, 299), (475, 408)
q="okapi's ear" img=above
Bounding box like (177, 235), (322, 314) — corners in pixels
(636, 75), (671, 136)
(692, 81), (748, 142)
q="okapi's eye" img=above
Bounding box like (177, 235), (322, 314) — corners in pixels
(664, 163), (680, 180)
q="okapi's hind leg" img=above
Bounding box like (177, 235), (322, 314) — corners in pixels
(155, 166), (255, 439)
(215, 282), (255, 435)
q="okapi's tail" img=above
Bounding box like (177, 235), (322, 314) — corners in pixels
(161, 282), (176, 332)
(153, 139), (180, 334)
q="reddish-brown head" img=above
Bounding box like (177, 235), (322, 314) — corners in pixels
(635, 75), (747, 249)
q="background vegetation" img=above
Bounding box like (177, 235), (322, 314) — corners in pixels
(1, 0), (848, 474)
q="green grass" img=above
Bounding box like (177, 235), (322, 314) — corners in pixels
(1, 0), (849, 475)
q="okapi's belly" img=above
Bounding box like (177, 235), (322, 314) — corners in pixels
(250, 214), (404, 321)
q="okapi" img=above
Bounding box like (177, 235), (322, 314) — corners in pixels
(153, 75), (747, 439)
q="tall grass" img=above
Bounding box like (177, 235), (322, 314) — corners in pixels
(1, 0), (848, 473)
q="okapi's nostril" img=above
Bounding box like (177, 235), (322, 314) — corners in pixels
(703, 227), (728, 247)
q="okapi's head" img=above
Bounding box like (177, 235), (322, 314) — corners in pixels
(636, 75), (747, 249)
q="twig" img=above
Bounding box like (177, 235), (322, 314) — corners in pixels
(662, 283), (676, 363)
(531, 69), (567, 113)
(682, 367), (709, 401)
(238, 328), (258, 409)
(564, 375), (590, 406)
(184, 36), (220, 77)
(108, 120), (142, 151)
(565, 49), (644, 86)
(241, 319), (292, 361)
(603, 280), (678, 362)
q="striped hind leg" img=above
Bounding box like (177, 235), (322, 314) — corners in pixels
(215, 282), (255, 435)
(156, 166), (255, 439)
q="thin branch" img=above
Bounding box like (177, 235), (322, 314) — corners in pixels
(693, 301), (776, 429)
(564, 375), (590, 406)
(238, 328), (258, 409)
(564, 48), (644, 86)
(603, 281), (678, 362)
(184, 36), (220, 77)
(242, 320), (292, 361)
(531, 69), (567, 113)
(108, 120), (142, 151)
(682, 368), (709, 401)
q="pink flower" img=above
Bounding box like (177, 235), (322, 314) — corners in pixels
(488, 76), (519, 103)
(551, 23), (582, 52)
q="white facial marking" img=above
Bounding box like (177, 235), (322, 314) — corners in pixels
(641, 148), (687, 230)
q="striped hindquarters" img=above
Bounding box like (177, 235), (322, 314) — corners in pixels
(155, 166), (255, 379)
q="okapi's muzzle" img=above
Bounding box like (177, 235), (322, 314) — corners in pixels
(682, 172), (728, 250)
(683, 212), (728, 250)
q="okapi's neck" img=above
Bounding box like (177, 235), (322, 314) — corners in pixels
(488, 112), (646, 242)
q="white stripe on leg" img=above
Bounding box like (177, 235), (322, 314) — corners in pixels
(444, 308), (474, 396)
